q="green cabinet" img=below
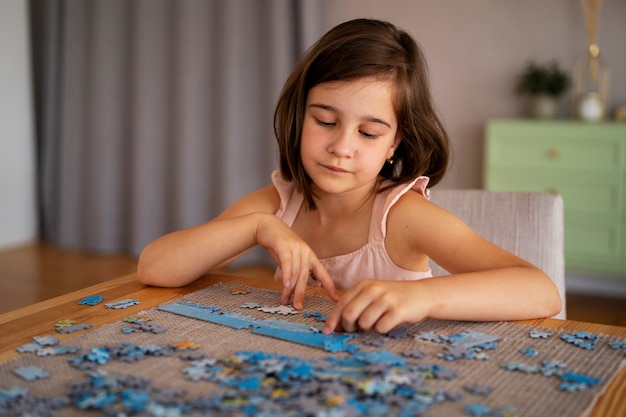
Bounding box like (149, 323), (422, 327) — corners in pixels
(484, 120), (626, 278)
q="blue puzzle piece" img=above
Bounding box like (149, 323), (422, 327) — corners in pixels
(78, 295), (106, 306)
(519, 347), (539, 358)
(465, 402), (492, 416)
(13, 366), (49, 381)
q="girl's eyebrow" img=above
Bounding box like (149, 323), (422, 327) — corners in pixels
(308, 103), (392, 128)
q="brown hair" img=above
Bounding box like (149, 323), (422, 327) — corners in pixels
(274, 18), (450, 209)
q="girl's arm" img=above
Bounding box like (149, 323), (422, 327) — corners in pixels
(137, 186), (338, 308)
(137, 186), (281, 287)
(323, 192), (562, 334)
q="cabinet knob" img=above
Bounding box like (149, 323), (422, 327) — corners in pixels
(548, 148), (560, 159)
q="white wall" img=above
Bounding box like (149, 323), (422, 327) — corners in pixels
(324, 0), (626, 189)
(0, 0), (37, 249)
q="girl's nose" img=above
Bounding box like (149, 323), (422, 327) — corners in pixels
(327, 129), (354, 158)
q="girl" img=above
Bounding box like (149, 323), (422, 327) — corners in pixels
(138, 19), (562, 334)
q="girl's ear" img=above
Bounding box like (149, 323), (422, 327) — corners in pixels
(389, 135), (402, 157)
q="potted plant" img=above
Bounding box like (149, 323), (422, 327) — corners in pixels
(517, 61), (571, 119)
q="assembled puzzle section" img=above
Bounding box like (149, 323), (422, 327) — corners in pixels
(0, 282), (624, 417)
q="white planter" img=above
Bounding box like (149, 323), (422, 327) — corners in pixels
(527, 95), (558, 119)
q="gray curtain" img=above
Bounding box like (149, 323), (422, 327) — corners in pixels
(31, 0), (324, 263)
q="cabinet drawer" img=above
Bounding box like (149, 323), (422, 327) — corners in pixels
(486, 167), (622, 216)
(486, 122), (626, 173)
(487, 137), (624, 173)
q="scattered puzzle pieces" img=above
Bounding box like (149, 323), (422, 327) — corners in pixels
(3, 282), (624, 417)
(561, 331), (598, 350)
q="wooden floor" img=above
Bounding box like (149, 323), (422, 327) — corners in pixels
(0, 243), (625, 326)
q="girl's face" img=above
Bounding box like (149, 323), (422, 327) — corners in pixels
(301, 76), (401, 198)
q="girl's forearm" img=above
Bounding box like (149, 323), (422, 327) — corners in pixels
(421, 266), (562, 321)
(137, 213), (267, 287)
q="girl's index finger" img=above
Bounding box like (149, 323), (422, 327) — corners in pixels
(311, 261), (339, 302)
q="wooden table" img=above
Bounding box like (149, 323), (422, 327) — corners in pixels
(1, 273), (624, 417)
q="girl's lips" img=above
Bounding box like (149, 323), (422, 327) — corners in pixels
(323, 164), (348, 173)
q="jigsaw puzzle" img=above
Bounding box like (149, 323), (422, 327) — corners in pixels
(0, 282), (624, 417)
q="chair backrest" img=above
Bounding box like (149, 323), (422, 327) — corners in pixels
(429, 189), (566, 319)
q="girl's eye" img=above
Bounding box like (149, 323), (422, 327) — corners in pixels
(316, 119), (334, 127)
(360, 131), (379, 139)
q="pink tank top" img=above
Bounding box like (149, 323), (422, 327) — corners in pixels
(272, 171), (433, 290)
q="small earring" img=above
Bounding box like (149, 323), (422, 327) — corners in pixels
(387, 157), (394, 165)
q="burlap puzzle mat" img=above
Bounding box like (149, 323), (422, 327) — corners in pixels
(1, 282), (624, 416)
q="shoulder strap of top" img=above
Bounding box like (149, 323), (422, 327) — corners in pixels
(370, 176), (430, 241)
(271, 170), (304, 227)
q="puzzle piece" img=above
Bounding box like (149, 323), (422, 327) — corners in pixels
(362, 333), (387, 347)
(540, 359), (567, 377)
(529, 329), (552, 339)
(33, 335), (60, 346)
(105, 299), (141, 309)
(561, 331), (597, 350)
(560, 371), (602, 387)
(440, 345), (475, 360)
(123, 315), (151, 323)
(56, 323), (92, 334)
(414, 331), (446, 343)
(55, 319), (76, 328)
(16, 342), (42, 353)
(258, 305), (299, 315)
(401, 349), (426, 359)
(464, 383), (492, 396)
(519, 347), (539, 358)
(125, 321), (167, 334)
(493, 406), (522, 417)
(608, 339), (626, 350)
(303, 311), (327, 322)
(240, 302), (261, 309)
(78, 295), (106, 305)
(174, 340), (200, 350)
(13, 366), (49, 381)
(465, 402), (492, 416)
(36, 346), (80, 356)
(387, 327), (409, 339)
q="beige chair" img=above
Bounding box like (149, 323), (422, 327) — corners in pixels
(429, 189), (566, 319)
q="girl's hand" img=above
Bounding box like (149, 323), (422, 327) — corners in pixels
(255, 215), (338, 309)
(322, 279), (428, 334)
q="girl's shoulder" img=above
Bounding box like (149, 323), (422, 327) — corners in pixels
(217, 185), (281, 219)
(386, 185), (463, 245)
